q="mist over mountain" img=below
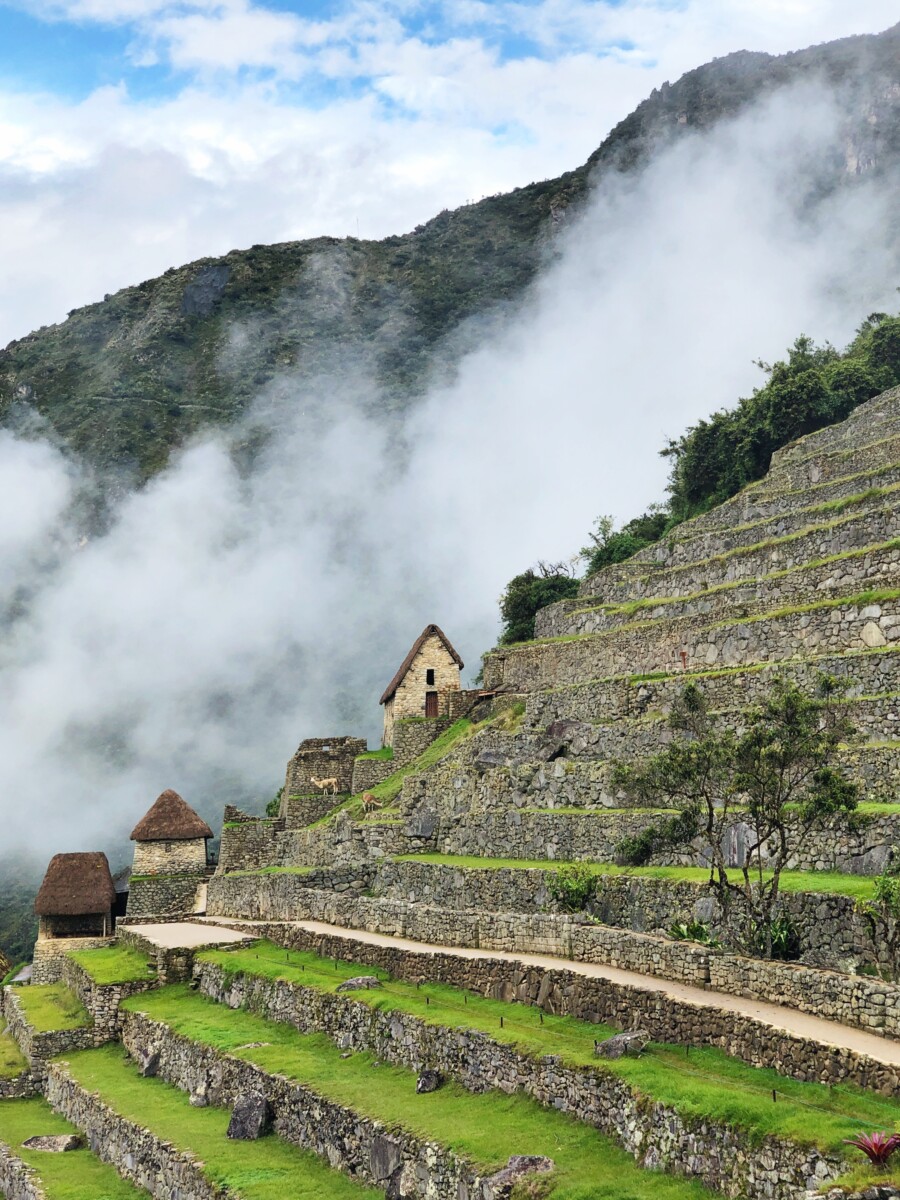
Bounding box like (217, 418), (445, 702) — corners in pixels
(1, 23), (900, 960)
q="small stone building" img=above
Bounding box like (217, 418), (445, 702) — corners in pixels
(130, 789), (213, 875)
(127, 789), (214, 919)
(34, 852), (117, 941)
(32, 851), (117, 980)
(380, 624), (463, 747)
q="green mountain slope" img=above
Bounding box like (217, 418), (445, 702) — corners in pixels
(2, 23), (899, 479)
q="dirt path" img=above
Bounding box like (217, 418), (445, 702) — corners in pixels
(119, 921), (252, 949)
(199, 914), (900, 1067)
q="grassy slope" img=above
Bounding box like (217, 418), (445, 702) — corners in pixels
(14, 984), (90, 1032)
(45, 1049), (380, 1200)
(193, 942), (900, 1154)
(0, 1032), (27, 1078)
(394, 854), (881, 899)
(0, 1097), (147, 1199)
(69, 945), (154, 985)
(120, 985), (712, 1200)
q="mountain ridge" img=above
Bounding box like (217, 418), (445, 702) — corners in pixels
(2, 22), (899, 479)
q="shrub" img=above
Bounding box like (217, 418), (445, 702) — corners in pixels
(547, 863), (596, 912)
(669, 920), (720, 947)
(615, 810), (700, 867)
(265, 787), (283, 817)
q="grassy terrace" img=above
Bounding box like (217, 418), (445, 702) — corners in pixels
(500, 587), (900, 652)
(69, 945), (155, 985)
(0, 1096), (147, 1199)
(122, 985), (712, 1200)
(192, 941), (900, 1157)
(393, 854), (882, 900)
(570, 537), (900, 623)
(57, 1046), (381, 1200)
(15, 984), (90, 1032)
(0, 1031), (27, 1078)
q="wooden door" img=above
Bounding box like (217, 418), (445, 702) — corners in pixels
(425, 691), (438, 718)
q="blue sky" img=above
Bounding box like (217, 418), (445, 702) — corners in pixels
(0, 0), (896, 344)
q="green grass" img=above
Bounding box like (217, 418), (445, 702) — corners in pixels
(393, 854), (881, 900)
(15, 984), (90, 1032)
(355, 747), (393, 761)
(0, 1097), (148, 1198)
(120, 985), (713, 1200)
(311, 718), (477, 825)
(571, 537), (900, 625)
(0, 1031), (27, 1078)
(128, 979), (900, 1166)
(68, 945), (155, 985)
(1, 962), (27, 986)
(55, 1047), (381, 1200)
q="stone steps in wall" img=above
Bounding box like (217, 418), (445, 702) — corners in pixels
(536, 539), (900, 639)
(487, 595), (900, 693)
(573, 503), (900, 607)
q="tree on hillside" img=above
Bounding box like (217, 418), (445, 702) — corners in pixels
(612, 676), (860, 959)
(498, 562), (579, 645)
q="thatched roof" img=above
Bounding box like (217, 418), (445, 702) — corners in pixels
(130, 789), (213, 842)
(380, 624), (464, 705)
(34, 852), (116, 917)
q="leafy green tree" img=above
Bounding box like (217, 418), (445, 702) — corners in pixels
(612, 676), (859, 958)
(581, 509), (669, 575)
(498, 563), (578, 645)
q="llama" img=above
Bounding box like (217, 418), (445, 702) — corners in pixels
(361, 792), (383, 817)
(310, 775), (339, 795)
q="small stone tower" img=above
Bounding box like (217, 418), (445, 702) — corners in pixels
(130, 789), (213, 875)
(379, 624), (463, 747)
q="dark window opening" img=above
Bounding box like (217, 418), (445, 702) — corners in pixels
(426, 669), (435, 685)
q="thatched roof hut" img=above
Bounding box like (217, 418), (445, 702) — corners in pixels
(130, 789), (213, 842)
(34, 852), (116, 917)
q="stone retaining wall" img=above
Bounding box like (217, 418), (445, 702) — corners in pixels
(0, 987), (94, 1063)
(281, 793), (339, 827)
(218, 817), (281, 874)
(31, 936), (114, 985)
(232, 918), (900, 1094)
(59, 956), (154, 1043)
(538, 537), (900, 638)
(575, 504), (898, 606)
(523, 647), (900, 727)
(486, 597), (900, 692)
(127, 874), (203, 919)
(365, 860), (880, 969)
(349, 757), (395, 792)
(121, 1011), (492, 1199)
(0, 1143), (44, 1200)
(43, 1062), (228, 1200)
(192, 958), (841, 1200)
(0, 1072), (40, 1099)
(206, 877), (900, 1042)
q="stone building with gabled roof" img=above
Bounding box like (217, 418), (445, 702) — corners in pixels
(379, 623), (464, 747)
(130, 788), (213, 876)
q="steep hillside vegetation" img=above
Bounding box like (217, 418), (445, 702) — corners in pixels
(1, 23), (899, 478)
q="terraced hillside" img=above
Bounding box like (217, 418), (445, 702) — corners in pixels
(7, 391), (900, 1198)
